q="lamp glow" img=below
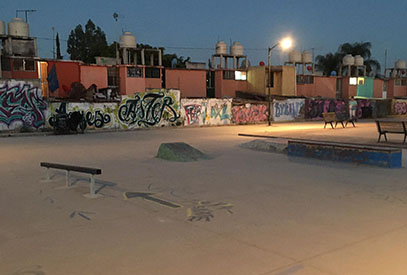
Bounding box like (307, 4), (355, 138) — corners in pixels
(280, 37), (293, 50)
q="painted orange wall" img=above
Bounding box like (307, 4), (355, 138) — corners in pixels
(393, 85), (407, 97)
(341, 77), (357, 98)
(373, 79), (384, 98)
(145, 78), (162, 89)
(119, 66), (145, 95)
(47, 60), (81, 98)
(80, 65), (108, 89)
(315, 77), (336, 98)
(165, 69), (206, 98)
(214, 70), (248, 98)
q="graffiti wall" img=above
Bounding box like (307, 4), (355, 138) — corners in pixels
(231, 103), (268, 124)
(181, 99), (232, 126)
(273, 99), (305, 121)
(393, 100), (407, 115)
(304, 98), (348, 120)
(47, 89), (182, 130)
(0, 80), (46, 130)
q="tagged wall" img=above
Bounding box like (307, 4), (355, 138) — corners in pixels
(181, 98), (232, 126)
(232, 103), (268, 124)
(0, 80), (47, 130)
(304, 98), (348, 120)
(47, 89), (182, 130)
(273, 99), (305, 121)
(393, 99), (407, 115)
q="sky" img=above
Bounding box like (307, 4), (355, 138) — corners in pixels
(1, 0), (406, 71)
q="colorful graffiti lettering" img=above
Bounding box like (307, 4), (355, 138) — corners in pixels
(184, 104), (202, 125)
(232, 104), (268, 124)
(211, 103), (230, 120)
(304, 99), (348, 120)
(0, 82), (46, 128)
(273, 99), (305, 121)
(394, 101), (407, 115)
(118, 91), (180, 127)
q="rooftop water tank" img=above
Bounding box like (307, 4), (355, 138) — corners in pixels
(216, 41), (227, 55)
(343, 54), (355, 66)
(354, 55), (364, 66)
(8, 18), (29, 37)
(0, 20), (5, 35)
(119, 32), (137, 48)
(288, 50), (301, 63)
(302, 50), (312, 63)
(395, 59), (406, 69)
(230, 42), (244, 56)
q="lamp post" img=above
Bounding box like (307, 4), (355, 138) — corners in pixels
(267, 37), (293, 126)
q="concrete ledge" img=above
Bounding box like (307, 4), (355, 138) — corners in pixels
(287, 140), (402, 168)
(240, 139), (287, 154)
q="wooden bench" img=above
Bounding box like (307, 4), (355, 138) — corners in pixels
(40, 162), (102, 198)
(322, 112), (355, 129)
(376, 120), (407, 143)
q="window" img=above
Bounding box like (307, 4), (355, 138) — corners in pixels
(296, 75), (314, 85)
(395, 79), (407, 86)
(349, 77), (357, 85)
(145, 67), (160, 78)
(13, 59), (24, 71)
(127, 67), (143, 78)
(235, 71), (247, 80)
(223, 70), (235, 80)
(357, 77), (365, 85)
(1, 56), (11, 71)
(24, 59), (35, 71)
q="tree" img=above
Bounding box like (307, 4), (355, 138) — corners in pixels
(338, 42), (380, 73)
(56, 32), (63, 59)
(316, 41), (381, 76)
(162, 54), (190, 68)
(315, 52), (341, 76)
(67, 19), (110, 64)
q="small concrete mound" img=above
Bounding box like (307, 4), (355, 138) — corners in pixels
(240, 139), (288, 154)
(157, 142), (211, 162)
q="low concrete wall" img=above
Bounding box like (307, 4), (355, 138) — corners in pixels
(231, 103), (268, 124)
(287, 140), (402, 168)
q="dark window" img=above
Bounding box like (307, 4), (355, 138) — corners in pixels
(145, 67), (160, 78)
(266, 70), (274, 88)
(223, 70), (235, 80)
(1, 56), (11, 71)
(127, 67), (143, 78)
(13, 59), (24, 71)
(108, 67), (120, 87)
(296, 75), (314, 85)
(395, 79), (407, 86)
(24, 59), (35, 71)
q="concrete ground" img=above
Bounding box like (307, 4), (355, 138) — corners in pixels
(1, 121), (407, 275)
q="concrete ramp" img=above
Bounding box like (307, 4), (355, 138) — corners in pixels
(157, 142), (210, 162)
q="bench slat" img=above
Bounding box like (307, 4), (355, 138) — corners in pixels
(40, 162), (102, 175)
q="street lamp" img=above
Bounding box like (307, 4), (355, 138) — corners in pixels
(267, 37), (293, 126)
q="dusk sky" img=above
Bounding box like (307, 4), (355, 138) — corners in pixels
(1, 0), (406, 70)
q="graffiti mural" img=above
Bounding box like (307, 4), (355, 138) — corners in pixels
(184, 104), (202, 125)
(47, 102), (117, 130)
(273, 99), (305, 121)
(0, 81), (46, 130)
(118, 90), (181, 128)
(304, 99), (348, 120)
(181, 99), (232, 126)
(393, 100), (407, 115)
(232, 104), (268, 124)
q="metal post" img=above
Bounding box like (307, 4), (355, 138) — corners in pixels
(66, 170), (70, 187)
(90, 175), (95, 197)
(268, 47), (271, 126)
(46, 168), (50, 181)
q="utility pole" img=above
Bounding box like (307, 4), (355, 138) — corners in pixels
(52, 27), (55, 59)
(16, 9), (37, 23)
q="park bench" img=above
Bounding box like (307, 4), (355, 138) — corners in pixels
(40, 162), (102, 198)
(376, 120), (407, 143)
(322, 112), (355, 129)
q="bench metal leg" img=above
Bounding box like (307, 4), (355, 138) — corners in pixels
(45, 168), (51, 181)
(90, 175), (95, 197)
(66, 170), (71, 187)
(330, 122), (334, 129)
(384, 133), (388, 142)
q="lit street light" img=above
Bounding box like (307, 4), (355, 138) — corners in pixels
(268, 37), (293, 126)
